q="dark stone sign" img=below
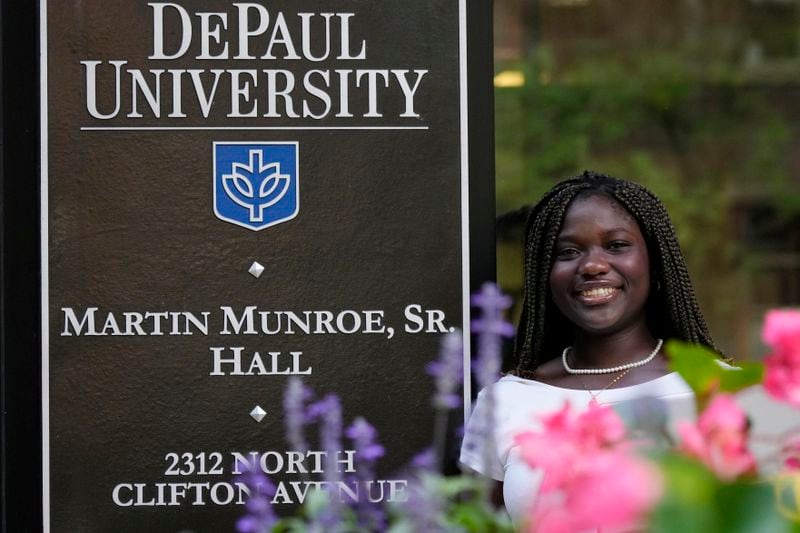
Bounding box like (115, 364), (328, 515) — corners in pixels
(33, 1), (493, 531)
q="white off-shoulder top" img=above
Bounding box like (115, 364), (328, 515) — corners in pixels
(459, 373), (696, 525)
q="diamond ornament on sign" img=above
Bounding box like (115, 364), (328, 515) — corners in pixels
(248, 261), (265, 278)
(250, 406), (267, 422)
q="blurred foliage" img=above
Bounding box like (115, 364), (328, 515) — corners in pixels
(650, 454), (800, 533)
(666, 340), (764, 409)
(495, 9), (800, 355)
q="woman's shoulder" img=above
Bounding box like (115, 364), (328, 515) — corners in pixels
(491, 357), (565, 385)
(487, 372), (552, 390)
(475, 372), (565, 403)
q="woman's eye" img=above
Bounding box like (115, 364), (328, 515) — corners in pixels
(608, 241), (630, 250)
(556, 248), (578, 258)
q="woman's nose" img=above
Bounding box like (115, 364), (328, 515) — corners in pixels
(579, 249), (610, 276)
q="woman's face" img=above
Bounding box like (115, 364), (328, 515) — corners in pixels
(548, 194), (651, 336)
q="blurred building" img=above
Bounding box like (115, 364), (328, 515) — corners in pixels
(493, 0), (800, 361)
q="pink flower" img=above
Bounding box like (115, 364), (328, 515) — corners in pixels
(780, 434), (800, 471)
(515, 401), (626, 491)
(677, 394), (756, 481)
(576, 400), (627, 448)
(762, 310), (800, 408)
(763, 310), (800, 349)
(516, 402), (661, 532)
(526, 499), (574, 533)
(516, 403), (582, 491)
(559, 450), (661, 532)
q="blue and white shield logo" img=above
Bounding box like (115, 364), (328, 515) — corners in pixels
(213, 142), (299, 230)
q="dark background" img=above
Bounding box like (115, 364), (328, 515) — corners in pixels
(2, 1), (43, 533)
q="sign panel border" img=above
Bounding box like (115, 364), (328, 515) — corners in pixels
(35, 0), (493, 529)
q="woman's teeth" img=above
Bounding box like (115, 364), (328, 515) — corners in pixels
(579, 287), (617, 298)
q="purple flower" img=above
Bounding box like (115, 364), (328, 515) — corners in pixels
(346, 417), (386, 462)
(396, 475), (446, 532)
(357, 443), (386, 462)
(237, 467), (274, 496)
(306, 394), (344, 527)
(470, 283), (514, 485)
(245, 494), (274, 515)
(471, 282), (514, 390)
(426, 331), (464, 410)
(284, 377), (314, 455)
(284, 384), (349, 531)
(345, 417), (378, 441)
(410, 448), (437, 471)
(235, 461), (277, 533)
(236, 515), (270, 533)
(306, 395), (343, 485)
(344, 417), (387, 531)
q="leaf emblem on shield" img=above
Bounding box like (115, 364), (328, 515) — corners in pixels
(221, 149), (292, 223)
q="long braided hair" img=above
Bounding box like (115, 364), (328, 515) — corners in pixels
(512, 171), (722, 377)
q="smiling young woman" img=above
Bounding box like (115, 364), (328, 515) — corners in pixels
(460, 171), (728, 524)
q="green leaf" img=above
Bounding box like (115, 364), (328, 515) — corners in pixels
(272, 517), (309, 533)
(386, 520), (417, 533)
(448, 502), (515, 533)
(716, 481), (796, 533)
(666, 340), (763, 400)
(449, 503), (489, 531)
(718, 362), (765, 391)
(774, 474), (800, 528)
(438, 475), (484, 497)
(650, 454), (798, 533)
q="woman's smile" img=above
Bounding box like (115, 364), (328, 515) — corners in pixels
(574, 285), (621, 305)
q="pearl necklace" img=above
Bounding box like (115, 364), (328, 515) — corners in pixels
(561, 338), (663, 375)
